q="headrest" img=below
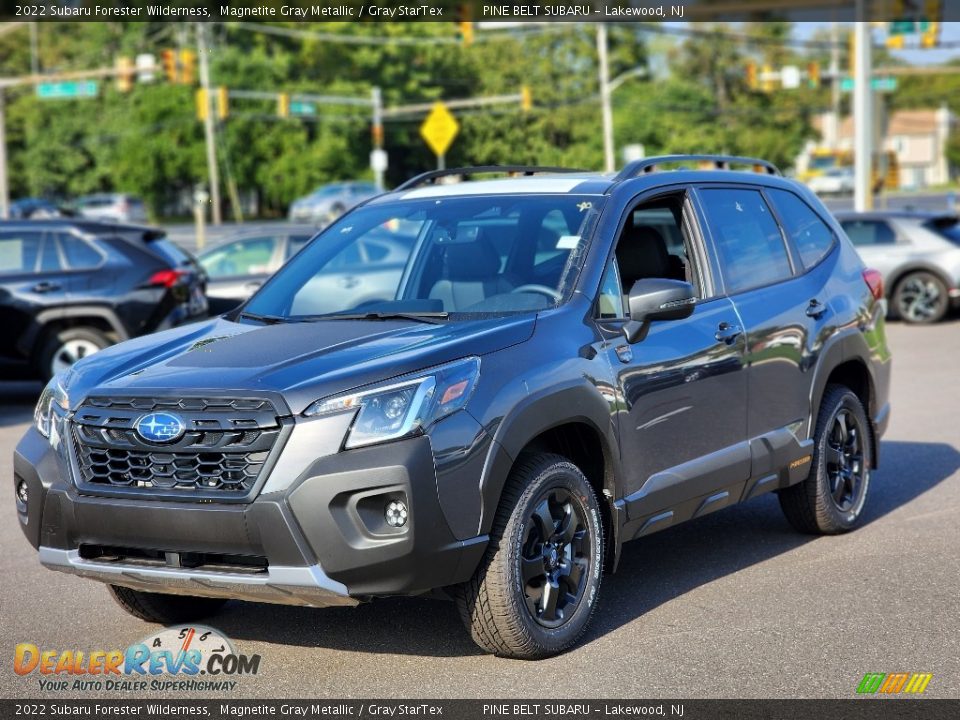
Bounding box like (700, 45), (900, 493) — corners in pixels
(440, 230), (502, 280)
(617, 225), (670, 284)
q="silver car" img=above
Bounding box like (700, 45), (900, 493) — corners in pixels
(288, 182), (378, 223)
(75, 193), (148, 224)
(835, 211), (960, 323)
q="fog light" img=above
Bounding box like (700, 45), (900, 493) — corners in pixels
(16, 479), (28, 507)
(385, 500), (408, 528)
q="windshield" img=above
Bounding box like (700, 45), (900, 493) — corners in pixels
(810, 156), (839, 171)
(242, 193), (604, 320)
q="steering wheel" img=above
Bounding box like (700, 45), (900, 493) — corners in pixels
(511, 284), (562, 301)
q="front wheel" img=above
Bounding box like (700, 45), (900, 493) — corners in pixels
(455, 453), (604, 659)
(39, 326), (112, 380)
(779, 384), (872, 534)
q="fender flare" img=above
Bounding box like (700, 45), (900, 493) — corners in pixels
(19, 306), (129, 359)
(476, 380), (623, 560)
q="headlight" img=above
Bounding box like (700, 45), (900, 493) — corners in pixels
(35, 374), (70, 439)
(305, 357), (481, 449)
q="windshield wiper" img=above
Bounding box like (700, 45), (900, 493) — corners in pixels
(238, 311), (288, 325)
(303, 311), (450, 325)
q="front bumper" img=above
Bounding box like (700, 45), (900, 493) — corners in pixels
(14, 413), (489, 606)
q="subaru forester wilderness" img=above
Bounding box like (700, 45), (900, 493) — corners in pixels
(14, 157), (891, 659)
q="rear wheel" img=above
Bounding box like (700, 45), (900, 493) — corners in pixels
(38, 326), (112, 380)
(893, 271), (948, 324)
(779, 384), (872, 534)
(455, 453), (603, 659)
(109, 586), (227, 624)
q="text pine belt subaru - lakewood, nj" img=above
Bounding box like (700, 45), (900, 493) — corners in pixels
(14, 157), (891, 659)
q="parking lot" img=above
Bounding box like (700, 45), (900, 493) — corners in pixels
(1, 319), (957, 700)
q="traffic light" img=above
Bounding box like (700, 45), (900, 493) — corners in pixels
(216, 87), (229, 119)
(807, 62), (820, 89)
(746, 61), (758, 90)
(521, 85), (532, 112)
(278, 93), (290, 118)
(921, 22), (940, 48)
(761, 64), (775, 93)
(886, 32), (905, 49)
(161, 49), (177, 83)
(455, 4), (473, 46)
(179, 50), (196, 85)
(196, 88), (208, 121)
(115, 56), (134, 93)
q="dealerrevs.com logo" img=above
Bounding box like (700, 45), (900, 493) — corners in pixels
(15, 625), (261, 693)
(856, 672), (934, 695)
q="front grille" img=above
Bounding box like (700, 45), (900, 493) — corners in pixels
(71, 395), (283, 499)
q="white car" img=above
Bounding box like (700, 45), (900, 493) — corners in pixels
(807, 168), (855, 196)
(75, 193), (148, 223)
(288, 182), (379, 223)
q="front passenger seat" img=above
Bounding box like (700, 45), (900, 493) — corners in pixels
(428, 236), (513, 311)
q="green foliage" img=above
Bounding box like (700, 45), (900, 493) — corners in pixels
(0, 21), (835, 218)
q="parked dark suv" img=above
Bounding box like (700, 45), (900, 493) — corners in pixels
(0, 220), (207, 380)
(14, 158), (891, 659)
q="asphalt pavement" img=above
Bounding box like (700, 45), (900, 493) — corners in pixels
(1, 321), (958, 699)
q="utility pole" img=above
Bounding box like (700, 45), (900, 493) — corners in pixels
(0, 89), (8, 219)
(196, 23), (221, 225)
(829, 19), (840, 149)
(596, 23), (615, 173)
(371, 86), (384, 191)
(853, 12), (873, 212)
(29, 22), (39, 76)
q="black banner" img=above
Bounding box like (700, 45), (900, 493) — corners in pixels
(1, 700), (959, 720)
(0, 1), (958, 23)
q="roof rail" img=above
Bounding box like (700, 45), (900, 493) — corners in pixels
(614, 155), (780, 181)
(395, 165), (591, 191)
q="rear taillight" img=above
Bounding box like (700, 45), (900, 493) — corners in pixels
(146, 269), (187, 288)
(863, 269), (884, 301)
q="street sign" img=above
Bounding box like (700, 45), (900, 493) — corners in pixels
(136, 54), (156, 83)
(420, 102), (459, 158)
(36, 81), (98, 99)
(781, 65), (801, 90)
(370, 149), (388, 173)
(840, 76), (898, 93)
(290, 101), (315, 116)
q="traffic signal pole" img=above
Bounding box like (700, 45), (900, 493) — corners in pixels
(196, 22), (222, 225)
(596, 24), (615, 173)
(0, 89), (8, 219)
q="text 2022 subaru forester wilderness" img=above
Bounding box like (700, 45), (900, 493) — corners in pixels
(15, 157), (891, 659)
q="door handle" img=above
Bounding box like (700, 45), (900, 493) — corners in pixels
(31, 281), (61, 293)
(806, 299), (828, 319)
(715, 322), (742, 345)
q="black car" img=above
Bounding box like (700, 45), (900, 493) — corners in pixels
(14, 157), (891, 659)
(0, 220), (207, 380)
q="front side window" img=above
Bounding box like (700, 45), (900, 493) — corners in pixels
(243, 194), (604, 320)
(699, 188), (793, 294)
(839, 220), (896, 247)
(200, 237), (278, 278)
(766, 189), (835, 269)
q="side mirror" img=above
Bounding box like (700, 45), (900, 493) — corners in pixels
(622, 278), (696, 344)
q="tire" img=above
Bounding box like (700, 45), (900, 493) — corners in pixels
(39, 326), (112, 380)
(779, 384), (872, 535)
(455, 453), (604, 659)
(109, 586), (227, 624)
(893, 271), (949, 324)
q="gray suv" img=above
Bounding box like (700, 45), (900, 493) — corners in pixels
(14, 157), (891, 659)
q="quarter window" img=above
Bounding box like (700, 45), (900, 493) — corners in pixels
(839, 220), (896, 247)
(766, 189), (835, 269)
(699, 188), (793, 294)
(58, 234), (102, 269)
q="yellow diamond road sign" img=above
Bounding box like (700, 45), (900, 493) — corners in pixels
(420, 102), (459, 157)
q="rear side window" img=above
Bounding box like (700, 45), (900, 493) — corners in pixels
(766, 189), (835, 269)
(839, 220), (896, 247)
(0, 232), (43, 273)
(699, 188), (793, 294)
(58, 234), (102, 269)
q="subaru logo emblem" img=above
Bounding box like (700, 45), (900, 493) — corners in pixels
(135, 412), (186, 444)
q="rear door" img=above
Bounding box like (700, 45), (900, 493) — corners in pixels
(696, 185), (835, 478)
(0, 229), (70, 362)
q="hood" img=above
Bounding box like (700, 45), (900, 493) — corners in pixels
(64, 314), (536, 415)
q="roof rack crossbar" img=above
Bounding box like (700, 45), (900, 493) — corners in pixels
(614, 155), (780, 181)
(395, 165), (591, 191)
